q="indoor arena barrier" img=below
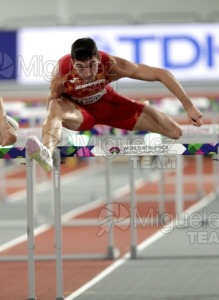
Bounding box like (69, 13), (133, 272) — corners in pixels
(0, 124), (219, 299)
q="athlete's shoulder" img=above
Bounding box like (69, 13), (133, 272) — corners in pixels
(98, 50), (110, 63)
(98, 50), (116, 74)
(58, 54), (73, 75)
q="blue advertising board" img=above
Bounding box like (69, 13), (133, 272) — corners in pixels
(0, 31), (17, 80)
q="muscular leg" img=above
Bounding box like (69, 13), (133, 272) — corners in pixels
(133, 103), (182, 139)
(42, 97), (84, 156)
(26, 97), (93, 172)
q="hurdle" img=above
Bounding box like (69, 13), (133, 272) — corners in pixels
(1, 124), (219, 299)
(59, 139), (219, 262)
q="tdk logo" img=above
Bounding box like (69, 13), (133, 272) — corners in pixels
(118, 34), (219, 69)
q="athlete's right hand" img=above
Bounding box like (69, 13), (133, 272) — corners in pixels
(186, 106), (203, 127)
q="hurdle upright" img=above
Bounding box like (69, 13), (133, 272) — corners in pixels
(25, 148), (64, 300)
(26, 151), (36, 300)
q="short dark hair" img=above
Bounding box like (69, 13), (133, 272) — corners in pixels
(71, 37), (98, 61)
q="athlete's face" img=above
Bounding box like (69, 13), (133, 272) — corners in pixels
(72, 56), (99, 82)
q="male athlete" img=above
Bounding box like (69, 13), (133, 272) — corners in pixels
(0, 97), (19, 146)
(26, 37), (203, 172)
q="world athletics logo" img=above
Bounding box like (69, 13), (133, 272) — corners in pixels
(0, 52), (14, 79)
(109, 146), (120, 155)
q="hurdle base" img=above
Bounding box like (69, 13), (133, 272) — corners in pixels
(106, 246), (116, 259)
(56, 297), (64, 300)
(130, 246), (137, 259)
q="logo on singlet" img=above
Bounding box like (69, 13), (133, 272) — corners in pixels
(75, 79), (105, 90)
(69, 78), (79, 83)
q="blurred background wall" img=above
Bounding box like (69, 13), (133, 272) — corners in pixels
(0, 0), (219, 101)
(0, 0), (219, 27)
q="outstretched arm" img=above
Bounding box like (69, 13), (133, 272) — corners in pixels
(108, 55), (203, 127)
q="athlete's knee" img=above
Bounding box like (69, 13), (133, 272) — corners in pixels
(8, 132), (18, 145)
(1, 132), (17, 146)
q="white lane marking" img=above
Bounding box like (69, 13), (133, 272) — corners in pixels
(64, 191), (216, 299)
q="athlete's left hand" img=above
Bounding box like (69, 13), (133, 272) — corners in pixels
(186, 106), (203, 127)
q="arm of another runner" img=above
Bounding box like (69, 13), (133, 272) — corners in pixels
(0, 97), (18, 146)
(0, 97), (7, 120)
(108, 55), (203, 127)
